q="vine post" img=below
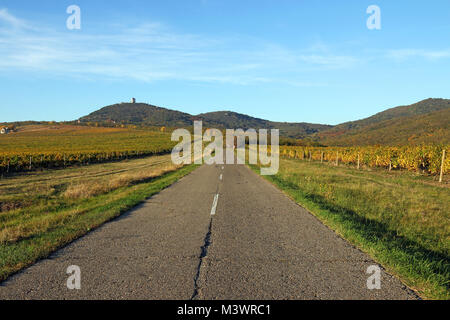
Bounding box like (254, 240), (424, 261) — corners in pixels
(439, 149), (446, 183)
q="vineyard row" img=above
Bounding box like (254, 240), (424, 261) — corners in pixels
(279, 145), (448, 177)
(0, 148), (173, 175)
(1, 145), (448, 179)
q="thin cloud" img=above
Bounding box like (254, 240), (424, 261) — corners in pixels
(387, 49), (450, 61)
(298, 54), (359, 69)
(0, 8), (356, 86)
(0, 8), (27, 28)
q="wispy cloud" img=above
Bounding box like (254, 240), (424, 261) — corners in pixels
(387, 49), (450, 61)
(0, 8), (359, 86)
(298, 54), (358, 68)
(0, 8), (28, 29)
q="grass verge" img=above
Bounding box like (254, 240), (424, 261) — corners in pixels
(250, 159), (449, 300)
(0, 163), (198, 282)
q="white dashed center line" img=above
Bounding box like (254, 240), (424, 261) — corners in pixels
(210, 194), (219, 216)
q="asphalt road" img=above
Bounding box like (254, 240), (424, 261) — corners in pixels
(0, 164), (418, 299)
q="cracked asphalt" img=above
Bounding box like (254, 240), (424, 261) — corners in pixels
(0, 164), (418, 300)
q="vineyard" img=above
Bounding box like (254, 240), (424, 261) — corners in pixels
(0, 125), (176, 174)
(1, 125), (448, 177)
(280, 145), (448, 176)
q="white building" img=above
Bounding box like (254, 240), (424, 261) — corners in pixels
(131, 98), (136, 103)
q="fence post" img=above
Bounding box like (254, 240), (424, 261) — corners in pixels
(321, 152), (324, 163)
(309, 151), (312, 162)
(440, 149), (446, 183)
(29, 156), (32, 170)
(7, 159), (10, 173)
(357, 153), (360, 170)
(64, 154), (66, 167)
(335, 151), (339, 166)
(389, 161), (392, 171)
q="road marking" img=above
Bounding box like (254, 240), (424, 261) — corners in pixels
(219, 174), (223, 181)
(210, 194), (219, 216)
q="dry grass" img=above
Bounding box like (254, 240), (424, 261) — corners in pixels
(0, 159), (197, 282)
(63, 163), (182, 199)
(0, 154), (180, 244)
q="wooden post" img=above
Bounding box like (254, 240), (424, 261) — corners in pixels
(7, 159), (10, 173)
(389, 161), (392, 171)
(29, 156), (32, 170)
(321, 152), (324, 163)
(440, 149), (446, 183)
(357, 153), (360, 170)
(335, 151), (339, 166)
(64, 155), (66, 167)
(309, 151), (312, 162)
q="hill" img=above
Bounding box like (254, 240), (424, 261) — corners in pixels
(198, 111), (331, 139)
(80, 103), (332, 139)
(316, 98), (450, 145)
(79, 103), (194, 127)
(79, 98), (449, 145)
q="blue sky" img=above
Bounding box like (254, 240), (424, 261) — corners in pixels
(0, 0), (449, 125)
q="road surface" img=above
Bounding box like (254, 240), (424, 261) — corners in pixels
(0, 164), (418, 299)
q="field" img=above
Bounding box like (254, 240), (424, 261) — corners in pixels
(252, 158), (449, 299)
(0, 125), (176, 174)
(0, 153), (197, 281)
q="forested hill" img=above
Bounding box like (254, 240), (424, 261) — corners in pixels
(79, 98), (450, 145)
(79, 103), (332, 139)
(315, 98), (450, 146)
